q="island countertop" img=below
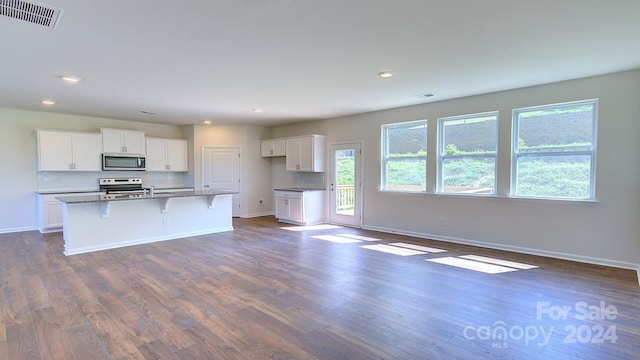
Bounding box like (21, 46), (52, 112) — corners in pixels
(56, 190), (237, 204)
(273, 188), (326, 192)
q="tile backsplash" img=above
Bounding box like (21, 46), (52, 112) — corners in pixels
(37, 171), (189, 192)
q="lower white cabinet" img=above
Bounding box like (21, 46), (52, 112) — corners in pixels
(38, 192), (104, 233)
(274, 190), (325, 225)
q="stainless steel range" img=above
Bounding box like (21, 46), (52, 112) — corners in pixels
(99, 178), (146, 200)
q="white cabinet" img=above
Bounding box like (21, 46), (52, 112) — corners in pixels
(285, 135), (325, 172)
(260, 139), (286, 157)
(38, 192), (104, 233)
(274, 190), (325, 225)
(37, 130), (102, 171)
(146, 137), (188, 172)
(101, 128), (146, 154)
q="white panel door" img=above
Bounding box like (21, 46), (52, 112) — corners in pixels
(203, 147), (241, 217)
(328, 142), (362, 227)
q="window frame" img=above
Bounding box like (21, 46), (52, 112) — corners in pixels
(511, 99), (598, 200)
(380, 119), (428, 192)
(437, 111), (499, 195)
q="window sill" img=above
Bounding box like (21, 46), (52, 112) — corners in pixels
(379, 189), (599, 204)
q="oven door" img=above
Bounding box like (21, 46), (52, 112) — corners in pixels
(102, 154), (146, 171)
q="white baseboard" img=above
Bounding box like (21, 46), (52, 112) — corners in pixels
(0, 226), (37, 234)
(63, 226), (234, 256)
(362, 224), (640, 272)
(241, 211), (273, 218)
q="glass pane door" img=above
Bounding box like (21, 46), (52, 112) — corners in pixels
(329, 143), (361, 227)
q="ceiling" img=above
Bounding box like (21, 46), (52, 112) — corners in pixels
(1, 1), (639, 127)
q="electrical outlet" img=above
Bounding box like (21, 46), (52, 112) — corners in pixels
(438, 218), (446, 227)
(163, 218), (170, 226)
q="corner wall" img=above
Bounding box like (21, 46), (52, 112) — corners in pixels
(270, 70), (640, 268)
(192, 124), (274, 217)
(0, 108), (186, 233)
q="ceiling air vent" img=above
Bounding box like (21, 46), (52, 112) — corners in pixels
(0, 0), (62, 29)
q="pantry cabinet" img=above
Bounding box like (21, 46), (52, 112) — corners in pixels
(285, 135), (325, 172)
(37, 130), (102, 171)
(101, 128), (146, 154)
(146, 137), (188, 172)
(260, 139), (286, 157)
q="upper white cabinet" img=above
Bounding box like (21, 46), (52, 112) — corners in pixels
(101, 128), (145, 154)
(260, 139), (286, 157)
(285, 135), (325, 172)
(37, 130), (102, 171)
(146, 137), (188, 172)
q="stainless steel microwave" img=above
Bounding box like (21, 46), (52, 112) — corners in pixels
(102, 153), (146, 171)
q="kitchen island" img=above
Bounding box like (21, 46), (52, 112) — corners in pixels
(56, 190), (236, 255)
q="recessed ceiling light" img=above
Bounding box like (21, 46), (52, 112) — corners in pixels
(60, 75), (81, 83)
(203, 120), (212, 125)
(252, 108), (263, 113)
(41, 99), (55, 105)
(378, 71), (393, 78)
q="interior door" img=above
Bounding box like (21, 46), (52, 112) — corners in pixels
(328, 142), (362, 227)
(203, 147), (241, 217)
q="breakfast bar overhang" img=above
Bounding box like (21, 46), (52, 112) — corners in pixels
(56, 190), (236, 255)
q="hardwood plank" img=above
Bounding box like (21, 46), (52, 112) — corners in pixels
(2, 276), (31, 327)
(32, 307), (77, 360)
(82, 308), (146, 359)
(0, 218), (638, 359)
(136, 339), (181, 360)
(122, 283), (196, 352)
(6, 322), (40, 360)
(64, 323), (107, 360)
(22, 274), (53, 312)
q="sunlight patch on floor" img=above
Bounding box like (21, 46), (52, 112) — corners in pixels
(311, 235), (363, 244)
(360, 244), (427, 256)
(282, 224), (344, 231)
(339, 234), (381, 242)
(389, 242), (447, 253)
(427, 257), (519, 274)
(459, 255), (538, 269)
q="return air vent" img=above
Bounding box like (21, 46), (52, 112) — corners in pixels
(0, 0), (62, 29)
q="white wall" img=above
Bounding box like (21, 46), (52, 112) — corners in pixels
(270, 70), (640, 268)
(191, 124), (274, 217)
(0, 108), (187, 233)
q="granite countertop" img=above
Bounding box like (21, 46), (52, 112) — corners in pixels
(56, 190), (237, 204)
(38, 189), (103, 195)
(38, 187), (194, 195)
(273, 188), (326, 192)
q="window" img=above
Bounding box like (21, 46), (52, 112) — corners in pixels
(438, 112), (498, 194)
(512, 99), (597, 200)
(381, 120), (427, 192)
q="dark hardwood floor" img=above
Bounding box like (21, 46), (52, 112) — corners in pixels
(0, 216), (638, 359)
